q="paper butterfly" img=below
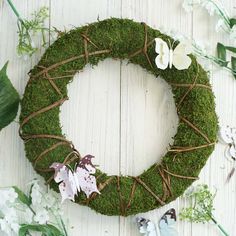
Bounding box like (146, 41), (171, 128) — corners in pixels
(219, 125), (236, 160)
(136, 208), (178, 236)
(50, 155), (100, 202)
(219, 126), (236, 182)
(155, 38), (192, 70)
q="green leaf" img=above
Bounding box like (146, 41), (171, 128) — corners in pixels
(217, 43), (228, 67)
(230, 18), (236, 28)
(12, 186), (31, 206)
(231, 56), (236, 79)
(225, 46), (236, 54)
(19, 224), (64, 236)
(0, 62), (20, 131)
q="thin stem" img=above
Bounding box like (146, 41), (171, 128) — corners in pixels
(28, 205), (36, 215)
(192, 43), (236, 76)
(60, 218), (68, 236)
(6, 0), (26, 27)
(210, 215), (229, 236)
(39, 191), (68, 236)
(6, 0), (20, 18)
(208, 0), (231, 26)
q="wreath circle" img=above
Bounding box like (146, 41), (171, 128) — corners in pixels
(20, 18), (218, 216)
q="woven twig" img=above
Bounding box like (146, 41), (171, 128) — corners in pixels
(169, 142), (215, 153)
(85, 176), (114, 205)
(117, 176), (126, 216)
(33, 141), (72, 167)
(129, 23), (154, 69)
(177, 64), (199, 111)
(134, 177), (165, 205)
(45, 72), (62, 95)
(19, 97), (68, 137)
(180, 116), (211, 144)
(162, 168), (199, 180)
(126, 180), (137, 210)
(158, 167), (172, 198)
(170, 83), (211, 90)
(31, 49), (111, 79)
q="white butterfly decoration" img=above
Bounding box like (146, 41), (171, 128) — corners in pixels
(219, 126), (236, 161)
(50, 155), (100, 202)
(136, 208), (178, 236)
(155, 38), (192, 70)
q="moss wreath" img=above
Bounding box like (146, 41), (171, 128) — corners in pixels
(19, 18), (218, 216)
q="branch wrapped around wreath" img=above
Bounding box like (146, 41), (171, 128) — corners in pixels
(20, 18), (218, 216)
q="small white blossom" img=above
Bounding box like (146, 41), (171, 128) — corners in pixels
(0, 219), (12, 235)
(34, 209), (49, 224)
(215, 19), (225, 32)
(24, 208), (34, 224)
(4, 207), (18, 222)
(0, 188), (18, 207)
(41, 191), (57, 208)
(10, 223), (19, 234)
(201, 1), (216, 16)
(230, 25), (236, 39)
(182, 0), (202, 12)
(182, 1), (194, 12)
(0, 207), (19, 235)
(31, 181), (43, 205)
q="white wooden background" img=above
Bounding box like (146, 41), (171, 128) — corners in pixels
(0, 0), (236, 235)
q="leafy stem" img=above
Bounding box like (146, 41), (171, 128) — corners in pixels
(180, 184), (229, 236)
(6, 0), (21, 19)
(208, 0), (231, 27)
(5, 0), (50, 57)
(210, 215), (229, 236)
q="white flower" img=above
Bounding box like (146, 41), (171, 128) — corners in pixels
(41, 191), (56, 208)
(10, 223), (19, 234)
(34, 209), (49, 224)
(31, 182), (43, 205)
(24, 208), (34, 224)
(0, 188), (18, 207)
(0, 208), (19, 235)
(182, 0), (202, 12)
(0, 219), (12, 235)
(4, 207), (18, 222)
(215, 19), (225, 32)
(230, 25), (236, 39)
(182, 1), (194, 12)
(201, 1), (216, 16)
(6, 188), (18, 203)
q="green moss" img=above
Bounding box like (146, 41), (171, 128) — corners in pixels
(20, 18), (218, 216)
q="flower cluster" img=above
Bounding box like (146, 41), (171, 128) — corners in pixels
(0, 180), (68, 236)
(16, 6), (50, 58)
(180, 184), (229, 236)
(6, 0), (51, 57)
(182, 0), (236, 40)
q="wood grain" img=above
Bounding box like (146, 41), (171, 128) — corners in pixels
(0, 0), (235, 235)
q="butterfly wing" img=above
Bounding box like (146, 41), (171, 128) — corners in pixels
(76, 166), (100, 198)
(136, 217), (158, 236)
(159, 208), (178, 236)
(57, 169), (77, 202)
(52, 165), (69, 183)
(51, 164), (78, 202)
(172, 42), (192, 70)
(59, 179), (75, 202)
(155, 38), (170, 70)
(219, 126), (234, 144)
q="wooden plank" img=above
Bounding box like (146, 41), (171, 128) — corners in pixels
(192, 1), (236, 236)
(0, 0), (50, 191)
(120, 0), (193, 235)
(50, 0), (122, 235)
